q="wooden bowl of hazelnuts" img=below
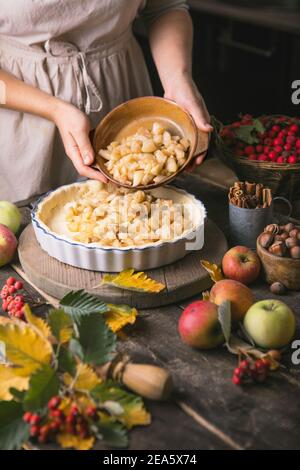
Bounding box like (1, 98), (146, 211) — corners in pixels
(257, 223), (300, 290)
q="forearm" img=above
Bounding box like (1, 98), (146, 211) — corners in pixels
(148, 9), (193, 94)
(0, 68), (58, 121)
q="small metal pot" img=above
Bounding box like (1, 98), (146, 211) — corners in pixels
(229, 197), (292, 249)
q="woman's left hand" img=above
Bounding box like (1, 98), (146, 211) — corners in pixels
(164, 73), (213, 167)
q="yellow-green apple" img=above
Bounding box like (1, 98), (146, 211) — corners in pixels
(0, 223), (17, 267)
(178, 300), (224, 349)
(209, 279), (254, 322)
(244, 299), (296, 349)
(222, 246), (261, 285)
(0, 201), (21, 234)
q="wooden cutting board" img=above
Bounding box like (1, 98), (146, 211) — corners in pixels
(18, 220), (228, 308)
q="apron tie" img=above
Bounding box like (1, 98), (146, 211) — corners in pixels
(44, 39), (103, 115)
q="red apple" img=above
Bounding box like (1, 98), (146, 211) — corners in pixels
(222, 246), (261, 285)
(0, 223), (17, 267)
(209, 279), (255, 322)
(178, 300), (224, 350)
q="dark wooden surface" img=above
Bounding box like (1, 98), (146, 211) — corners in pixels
(18, 219), (228, 308)
(2, 178), (300, 450)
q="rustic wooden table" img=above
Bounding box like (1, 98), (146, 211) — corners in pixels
(1, 177), (300, 450)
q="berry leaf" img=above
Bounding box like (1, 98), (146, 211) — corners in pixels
(60, 290), (109, 323)
(95, 421), (128, 448)
(0, 322), (52, 376)
(0, 400), (30, 450)
(76, 313), (116, 366)
(0, 365), (29, 401)
(57, 347), (76, 375)
(23, 365), (59, 412)
(92, 381), (151, 429)
(48, 308), (73, 344)
(235, 125), (259, 145)
(218, 300), (231, 345)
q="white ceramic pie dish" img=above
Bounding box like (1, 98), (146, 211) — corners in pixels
(31, 181), (206, 272)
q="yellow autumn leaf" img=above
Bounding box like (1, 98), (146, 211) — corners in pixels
(0, 322), (52, 376)
(104, 304), (138, 333)
(23, 304), (51, 340)
(201, 260), (224, 283)
(101, 269), (165, 293)
(56, 433), (95, 450)
(202, 290), (210, 301)
(120, 402), (151, 429)
(0, 365), (30, 400)
(64, 363), (101, 392)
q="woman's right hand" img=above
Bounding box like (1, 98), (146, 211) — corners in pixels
(52, 100), (107, 183)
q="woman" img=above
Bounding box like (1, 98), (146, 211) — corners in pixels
(0, 0), (212, 202)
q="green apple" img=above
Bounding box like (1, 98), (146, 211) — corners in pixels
(0, 201), (21, 234)
(244, 300), (296, 349)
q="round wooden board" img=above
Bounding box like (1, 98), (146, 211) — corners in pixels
(18, 220), (228, 308)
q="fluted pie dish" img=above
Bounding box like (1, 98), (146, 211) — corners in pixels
(32, 180), (206, 271)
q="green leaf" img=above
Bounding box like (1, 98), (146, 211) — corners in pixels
(77, 314), (116, 366)
(68, 338), (84, 361)
(57, 347), (76, 375)
(60, 290), (108, 323)
(235, 125), (259, 145)
(253, 118), (265, 134)
(96, 422), (128, 448)
(92, 380), (141, 407)
(218, 300), (231, 345)
(23, 365), (59, 412)
(0, 401), (29, 450)
(48, 308), (73, 344)
(9, 388), (26, 402)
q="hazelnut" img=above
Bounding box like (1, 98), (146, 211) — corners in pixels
(290, 246), (300, 259)
(270, 282), (286, 295)
(259, 232), (274, 249)
(283, 223), (294, 233)
(285, 237), (298, 249)
(269, 241), (287, 257)
(264, 224), (280, 235)
(289, 228), (300, 239)
(280, 231), (289, 241)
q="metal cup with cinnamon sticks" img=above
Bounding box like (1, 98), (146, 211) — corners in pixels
(228, 181), (276, 249)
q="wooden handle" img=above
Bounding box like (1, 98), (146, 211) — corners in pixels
(97, 356), (173, 401)
(122, 363), (173, 401)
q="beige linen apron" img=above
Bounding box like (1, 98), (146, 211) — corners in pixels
(0, 0), (188, 202)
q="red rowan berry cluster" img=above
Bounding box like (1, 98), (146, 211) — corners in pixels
(232, 357), (271, 386)
(221, 115), (300, 164)
(1, 276), (24, 319)
(23, 396), (98, 444)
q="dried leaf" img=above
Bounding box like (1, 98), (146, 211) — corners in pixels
(0, 322), (52, 376)
(0, 365), (29, 400)
(217, 300), (231, 345)
(23, 305), (51, 340)
(64, 363), (101, 392)
(201, 260), (224, 283)
(56, 433), (95, 450)
(101, 269), (165, 293)
(104, 304), (138, 333)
